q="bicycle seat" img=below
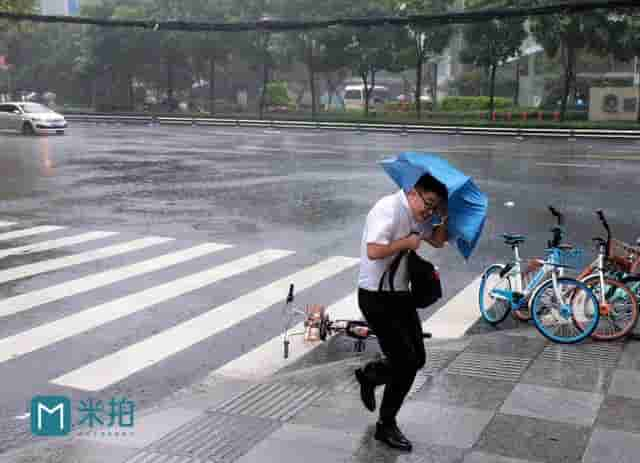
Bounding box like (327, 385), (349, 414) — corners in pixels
(557, 244), (575, 250)
(502, 233), (526, 245)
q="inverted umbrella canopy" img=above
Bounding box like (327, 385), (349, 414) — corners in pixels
(380, 152), (488, 259)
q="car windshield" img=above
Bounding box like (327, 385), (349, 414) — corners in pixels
(18, 103), (53, 114)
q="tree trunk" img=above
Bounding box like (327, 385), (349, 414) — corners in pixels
(514, 61), (520, 107)
(167, 57), (174, 111)
(259, 34), (269, 120)
(489, 64), (497, 115)
(209, 57), (216, 115)
(561, 44), (574, 122)
(128, 74), (134, 111)
(259, 61), (268, 119)
(360, 71), (369, 118)
(432, 62), (438, 111)
(415, 56), (423, 120)
(307, 43), (317, 120)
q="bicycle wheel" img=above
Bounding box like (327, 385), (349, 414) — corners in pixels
(479, 264), (512, 325)
(579, 275), (638, 341)
(531, 278), (599, 344)
(512, 260), (542, 322)
(621, 275), (640, 339)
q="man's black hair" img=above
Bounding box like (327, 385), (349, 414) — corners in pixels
(415, 174), (447, 200)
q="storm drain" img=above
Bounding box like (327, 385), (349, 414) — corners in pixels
(127, 412), (280, 463)
(446, 351), (531, 382)
(211, 382), (326, 421)
(541, 342), (623, 368)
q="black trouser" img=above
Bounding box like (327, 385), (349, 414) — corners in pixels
(358, 288), (426, 423)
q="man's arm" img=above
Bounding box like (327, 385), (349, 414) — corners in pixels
(367, 234), (421, 260)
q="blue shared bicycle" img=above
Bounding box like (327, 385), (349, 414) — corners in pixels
(479, 206), (600, 344)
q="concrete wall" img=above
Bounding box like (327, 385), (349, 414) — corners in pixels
(590, 87), (639, 121)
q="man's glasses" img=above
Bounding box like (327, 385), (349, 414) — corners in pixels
(415, 190), (439, 213)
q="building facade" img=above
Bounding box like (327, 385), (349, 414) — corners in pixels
(40, 0), (80, 16)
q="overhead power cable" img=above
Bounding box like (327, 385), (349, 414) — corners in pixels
(0, 0), (637, 32)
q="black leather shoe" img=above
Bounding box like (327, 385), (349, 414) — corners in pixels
(374, 421), (412, 452)
(355, 368), (376, 412)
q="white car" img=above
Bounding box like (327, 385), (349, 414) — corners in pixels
(0, 102), (67, 135)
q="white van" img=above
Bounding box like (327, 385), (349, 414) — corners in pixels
(343, 85), (389, 111)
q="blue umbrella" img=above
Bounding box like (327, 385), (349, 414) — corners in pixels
(380, 152), (488, 259)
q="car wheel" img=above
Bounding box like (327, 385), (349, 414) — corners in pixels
(22, 123), (35, 136)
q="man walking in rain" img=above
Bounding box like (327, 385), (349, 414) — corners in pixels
(355, 173), (448, 452)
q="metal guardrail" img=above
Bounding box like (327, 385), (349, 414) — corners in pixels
(63, 113), (640, 140)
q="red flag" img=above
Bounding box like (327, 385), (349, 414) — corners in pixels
(0, 55), (8, 70)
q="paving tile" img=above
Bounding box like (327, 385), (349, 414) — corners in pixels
(412, 373), (515, 411)
(462, 451), (541, 463)
(0, 438), (138, 463)
(540, 342), (623, 369)
(290, 391), (380, 432)
(349, 426), (467, 463)
(268, 423), (364, 454)
(445, 352), (531, 382)
(75, 407), (202, 449)
(234, 433), (354, 463)
(608, 369), (640, 400)
(136, 412), (281, 463)
(474, 413), (591, 463)
(595, 395), (640, 434)
(618, 341), (640, 371)
(464, 334), (546, 358)
(396, 401), (494, 448)
(500, 327), (546, 340)
(582, 428), (640, 463)
(520, 358), (613, 394)
(499, 384), (603, 427)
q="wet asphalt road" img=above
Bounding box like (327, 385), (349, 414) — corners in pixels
(0, 123), (640, 454)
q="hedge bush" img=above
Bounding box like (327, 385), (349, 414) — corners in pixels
(441, 96), (513, 111)
(265, 81), (290, 106)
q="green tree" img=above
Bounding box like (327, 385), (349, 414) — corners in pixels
(185, 0), (233, 114)
(528, 0), (609, 121)
(460, 0), (526, 115)
(593, 12), (640, 122)
(344, 5), (410, 117)
(394, 0), (453, 117)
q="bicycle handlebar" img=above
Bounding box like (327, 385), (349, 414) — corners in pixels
(548, 205), (564, 226)
(595, 209), (611, 257)
(286, 284), (294, 304)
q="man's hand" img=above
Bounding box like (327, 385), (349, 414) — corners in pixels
(404, 233), (422, 251)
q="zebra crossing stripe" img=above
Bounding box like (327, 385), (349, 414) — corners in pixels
(0, 231), (119, 260)
(0, 221), (17, 228)
(0, 249), (292, 364)
(0, 225), (65, 241)
(216, 291), (360, 380)
(0, 242), (231, 318)
(422, 275), (483, 339)
(50, 256), (358, 391)
(0, 236), (173, 285)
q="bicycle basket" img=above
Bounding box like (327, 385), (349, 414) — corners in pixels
(608, 239), (640, 273)
(546, 247), (585, 269)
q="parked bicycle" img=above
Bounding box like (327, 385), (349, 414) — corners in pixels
(572, 210), (639, 341)
(479, 206), (600, 344)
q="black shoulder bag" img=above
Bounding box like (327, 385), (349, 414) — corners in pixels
(378, 249), (443, 309)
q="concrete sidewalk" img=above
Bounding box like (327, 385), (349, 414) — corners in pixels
(4, 327), (640, 463)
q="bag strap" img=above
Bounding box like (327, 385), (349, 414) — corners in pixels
(378, 250), (407, 292)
